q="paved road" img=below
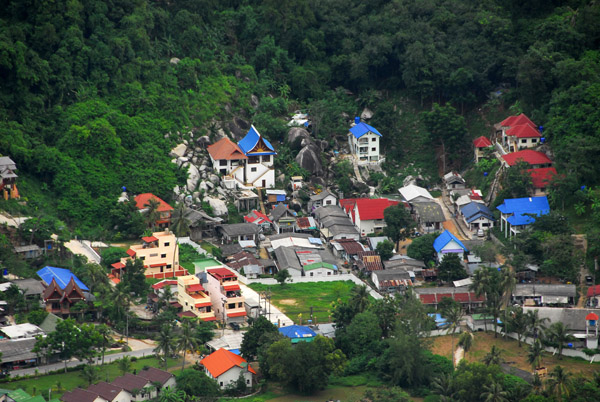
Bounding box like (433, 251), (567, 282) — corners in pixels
(9, 347), (156, 378)
(64, 240), (102, 264)
(0, 212), (29, 228)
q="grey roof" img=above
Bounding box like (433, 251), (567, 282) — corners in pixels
(310, 190), (336, 202)
(13, 245), (41, 253)
(269, 232), (312, 241)
(327, 224), (360, 237)
(414, 286), (470, 295)
(413, 202), (445, 223)
(0, 157), (16, 170)
(384, 258), (426, 270)
(368, 236), (391, 250)
(220, 243), (243, 257)
(244, 265), (262, 275)
(320, 215), (354, 228)
(13, 278), (45, 296)
(274, 246), (302, 271)
(373, 268), (412, 281)
(218, 223), (260, 237)
(185, 208), (222, 225)
(313, 205), (347, 220)
(270, 203), (294, 221)
(523, 307), (600, 332)
(513, 284), (576, 298)
(39, 313), (63, 333)
(315, 248), (338, 266)
(0, 338), (37, 363)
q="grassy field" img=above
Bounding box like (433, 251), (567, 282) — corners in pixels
(248, 281), (357, 324)
(431, 331), (600, 376)
(0, 357), (180, 399)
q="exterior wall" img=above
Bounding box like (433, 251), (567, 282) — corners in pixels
(305, 268), (335, 277)
(437, 240), (465, 262)
(354, 211), (383, 237)
(514, 136), (540, 150)
(162, 377), (177, 390)
(111, 390), (131, 402)
(446, 182), (466, 190)
(243, 159), (275, 189)
(331, 232), (360, 241)
(123, 232), (181, 278)
(348, 132), (380, 166)
(204, 269), (246, 323)
(209, 367), (253, 389)
(421, 221), (442, 233)
(309, 195), (336, 211)
(463, 216), (494, 231)
(177, 275), (215, 321)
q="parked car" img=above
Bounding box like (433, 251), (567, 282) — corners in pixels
(586, 275), (594, 285)
(229, 322), (240, 331)
(477, 229), (485, 237)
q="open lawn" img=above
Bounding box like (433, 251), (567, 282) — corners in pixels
(248, 281), (357, 324)
(0, 357), (180, 399)
(430, 331), (600, 376)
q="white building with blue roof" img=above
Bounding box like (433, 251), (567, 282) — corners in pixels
(348, 117), (382, 166)
(497, 196), (550, 238)
(460, 201), (495, 232)
(236, 125), (277, 189)
(433, 230), (468, 263)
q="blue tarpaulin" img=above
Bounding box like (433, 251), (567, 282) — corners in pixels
(37, 266), (89, 291)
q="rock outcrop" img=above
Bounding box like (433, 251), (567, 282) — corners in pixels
(295, 143), (323, 176)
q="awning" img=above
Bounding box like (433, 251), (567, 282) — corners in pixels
(203, 316), (218, 322)
(195, 302), (212, 308)
(170, 302), (182, 308)
(150, 263), (167, 268)
(542, 296), (568, 304)
(177, 311), (196, 318)
(187, 283), (204, 292)
(126, 249), (136, 257)
(111, 262), (125, 269)
(223, 284), (241, 291)
(142, 236), (158, 243)
(227, 311), (247, 318)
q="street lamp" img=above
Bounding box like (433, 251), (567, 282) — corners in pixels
(221, 298), (227, 336)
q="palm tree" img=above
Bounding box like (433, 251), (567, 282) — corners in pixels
(176, 319), (198, 371)
(480, 381), (508, 402)
(170, 203), (190, 237)
(431, 373), (454, 401)
(155, 324), (177, 371)
(470, 268), (490, 331)
(82, 365), (100, 386)
(117, 356), (133, 375)
(527, 340), (544, 372)
(458, 332), (473, 359)
(144, 198), (161, 230)
(158, 388), (187, 402)
(525, 310), (549, 340)
(482, 345), (503, 366)
(97, 324), (111, 366)
(349, 285), (370, 314)
(111, 282), (131, 322)
(545, 322), (575, 359)
(546, 366), (571, 401)
(157, 285), (174, 314)
(506, 306), (528, 347)
(444, 303), (464, 366)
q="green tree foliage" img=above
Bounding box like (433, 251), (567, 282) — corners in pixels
(406, 233), (437, 266)
(422, 103), (467, 170)
(176, 369), (221, 398)
(502, 161), (534, 199)
(438, 253), (468, 282)
(240, 316), (278, 360)
(383, 205), (414, 249)
(274, 268), (291, 286)
(376, 239), (395, 261)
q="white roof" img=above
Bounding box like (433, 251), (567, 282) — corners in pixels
(239, 240), (257, 248)
(455, 195), (472, 207)
(0, 282), (12, 292)
(265, 190), (287, 195)
(0, 323), (45, 339)
(270, 237), (319, 250)
(453, 278), (473, 287)
(399, 184), (433, 202)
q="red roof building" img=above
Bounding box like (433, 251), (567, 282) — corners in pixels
(200, 348), (256, 389)
(207, 137), (248, 161)
(499, 113), (536, 129)
(473, 136), (492, 148)
(340, 198), (398, 236)
(528, 167), (557, 190)
(502, 150), (552, 168)
(506, 124), (541, 139)
(134, 193), (174, 228)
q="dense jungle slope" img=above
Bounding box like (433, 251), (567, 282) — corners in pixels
(1, 0), (599, 235)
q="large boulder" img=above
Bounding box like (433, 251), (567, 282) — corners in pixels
(287, 127), (310, 146)
(187, 164), (200, 192)
(205, 197), (228, 216)
(361, 107), (374, 120)
(170, 143), (187, 158)
(295, 143), (323, 176)
(228, 117), (251, 140)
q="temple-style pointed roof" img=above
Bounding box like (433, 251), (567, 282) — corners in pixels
(61, 277), (85, 303)
(238, 125), (276, 156)
(42, 278), (63, 301)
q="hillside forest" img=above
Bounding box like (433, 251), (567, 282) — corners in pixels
(1, 0), (600, 239)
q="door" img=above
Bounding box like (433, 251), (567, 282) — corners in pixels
(262, 179), (266, 188)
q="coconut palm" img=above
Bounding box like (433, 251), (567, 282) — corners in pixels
(117, 355), (133, 375)
(525, 310), (549, 340)
(506, 306), (528, 347)
(82, 365), (100, 386)
(170, 203), (190, 237)
(144, 198), (161, 230)
(176, 318), (199, 371)
(527, 340), (544, 372)
(546, 365), (571, 401)
(444, 303), (464, 366)
(470, 268), (490, 331)
(349, 285), (370, 314)
(545, 322), (575, 359)
(480, 381), (508, 402)
(97, 324), (111, 366)
(482, 345), (503, 366)
(155, 324), (177, 371)
(458, 331), (473, 358)
(431, 373), (454, 401)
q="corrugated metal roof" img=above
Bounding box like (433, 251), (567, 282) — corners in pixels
(433, 230), (467, 253)
(238, 125), (276, 155)
(349, 122), (382, 138)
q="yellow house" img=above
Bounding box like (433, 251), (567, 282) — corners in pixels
(112, 231), (188, 280)
(177, 275), (217, 322)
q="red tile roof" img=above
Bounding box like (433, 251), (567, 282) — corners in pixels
(111, 262), (125, 269)
(227, 311), (247, 317)
(587, 285), (600, 297)
(528, 167), (557, 188)
(244, 210), (272, 224)
(341, 198), (399, 221)
(187, 283), (205, 292)
(207, 267), (237, 279)
(151, 280), (178, 290)
(506, 124), (541, 138)
(142, 236), (158, 243)
(126, 248), (136, 257)
(453, 293), (471, 303)
(138, 367), (174, 386)
(335, 239), (364, 255)
(111, 374), (151, 392)
(87, 381), (125, 401)
(502, 150), (552, 167)
(500, 113), (535, 128)
(61, 388), (101, 402)
(586, 312), (599, 321)
(357, 251), (383, 271)
(201, 348), (256, 378)
(473, 136), (492, 148)
(419, 294), (436, 304)
(134, 193), (173, 212)
(195, 301), (212, 308)
(207, 137), (248, 161)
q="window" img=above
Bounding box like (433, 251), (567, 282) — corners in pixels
(372, 147), (376, 151)
(228, 303), (235, 309)
(149, 253), (158, 257)
(532, 138), (538, 143)
(238, 302), (243, 308)
(140, 256), (145, 261)
(251, 167), (257, 172)
(160, 267), (164, 273)
(262, 155), (271, 163)
(166, 264), (171, 269)
(164, 242), (170, 247)
(220, 160), (227, 166)
(326, 200), (332, 205)
(521, 139), (527, 143)
(220, 382), (223, 387)
(372, 137), (376, 141)
(327, 271), (331, 275)
(249, 156), (259, 164)
(161, 253), (166, 258)
(310, 272), (314, 277)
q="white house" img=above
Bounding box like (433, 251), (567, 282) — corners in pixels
(399, 184), (434, 204)
(443, 172), (466, 190)
(340, 198), (399, 237)
(433, 230), (468, 263)
(201, 348), (256, 389)
(303, 262), (337, 277)
(347, 117), (382, 166)
(308, 189), (337, 211)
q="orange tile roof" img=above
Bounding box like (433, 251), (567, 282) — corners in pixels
(201, 348), (256, 378)
(473, 136), (492, 148)
(207, 137), (248, 161)
(134, 193), (174, 212)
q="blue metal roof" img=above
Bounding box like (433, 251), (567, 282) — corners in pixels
(433, 230), (468, 253)
(278, 325), (316, 339)
(497, 196), (549, 226)
(238, 125), (276, 155)
(37, 266), (89, 291)
(349, 122), (382, 139)
(460, 202), (495, 223)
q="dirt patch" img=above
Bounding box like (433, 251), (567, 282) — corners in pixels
(279, 299), (297, 306)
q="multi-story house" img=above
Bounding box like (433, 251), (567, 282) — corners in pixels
(112, 231), (188, 280)
(177, 275), (216, 322)
(208, 126), (276, 189)
(204, 267), (246, 324)
(134, 193), (173, 229)
(41, 277), (88, 318)
(0, 156), (19, 200)
(340, 198), (399, 237)
(347, 117), (382, 166)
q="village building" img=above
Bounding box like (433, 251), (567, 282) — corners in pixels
(433, 230), (468, 263)
(372, 268), (413, 293)
(279, 325), (317, 342)
(0, 156), (19, 200)
(399, 184), (434, 204)
(528, 167), (557, 196)
(216, 223), (261, 244)
(265, 189), (286, 205)
(134, 193), (173, 229)
(269, 203), (297, 234)
(513, 284), (576, 307)
(244, 210), (272, 232)
(204, 267), (246, 324)
(505, 123), (542, 151)
(176, 275), (216, 322)
(460, 201), (495, 232)
(443, 172), (466, 190)
(308, 190), (337, 211)
(200, 348), (256, 389)
(415, 286), (485, 312)
(314, 205), (360, 240)
(497, 196), (550, 238)
(13, 244), (42, 260)
(501, 149), (553, 169)
(37, 266), (91, 318)
(113, 231), (188, 280)
(494, 113), (537, 152)
(473, 136), (493, 163)
(303, 262), (337, 277)
(340, 198), (399, 236)
(413, 202), (445, 234)
(347, 117), (382, 166)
